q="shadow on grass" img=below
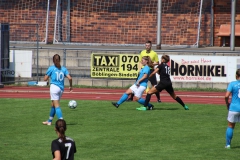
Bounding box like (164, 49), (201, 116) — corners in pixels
(69, 109), (78, 111)
(66, 123), (79, 126)
(230, 146), (240, 149)
(154, 107), (180, 110)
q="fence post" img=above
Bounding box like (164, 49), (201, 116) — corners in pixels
(63, 49), (66, 67)
(156, 0), (162, 49)
(196, 0), (203, 48)
(0, 23), (9, 88)
(230, 0), (236, 51)
(0, 53), (2, 88)
(36, 24), (39, 82)
(0, 33), (2, 87)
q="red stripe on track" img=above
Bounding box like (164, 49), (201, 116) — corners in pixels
(0, 86), (225, 105)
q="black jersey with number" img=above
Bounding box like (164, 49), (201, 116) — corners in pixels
(157, 63), (171, 83)
(51, 137), (76, 160)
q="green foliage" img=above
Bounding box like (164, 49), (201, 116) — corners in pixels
(0, 98), (237, 160)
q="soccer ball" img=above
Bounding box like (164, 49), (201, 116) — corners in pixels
(68, 100), (77, 109)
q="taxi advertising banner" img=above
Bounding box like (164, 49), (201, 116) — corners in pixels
(91, 53), (139, 78)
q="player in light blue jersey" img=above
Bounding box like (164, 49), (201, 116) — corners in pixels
(42, 54), (72, 125)
(225, 69), (240, 149)
(111, 56), (154, 110)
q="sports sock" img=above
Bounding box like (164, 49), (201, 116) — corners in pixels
(175, 96), (185, 107)
(144, 94), (152, 107)
(155, 92), (160, 100)
(138, 98), (153, 107)
(55, 107), (63, 119)
(117, 93), (129, 105)
(226, 127), (233, 146)
(48, 106), (55, 122)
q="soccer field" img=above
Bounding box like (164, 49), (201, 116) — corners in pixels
(0, 98), (238, 160)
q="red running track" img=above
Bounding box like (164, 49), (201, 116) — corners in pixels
(0, 86), (225, 105)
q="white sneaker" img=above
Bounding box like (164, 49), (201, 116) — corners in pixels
(42, 121), (51, 126)
(225, 145), (231, 149)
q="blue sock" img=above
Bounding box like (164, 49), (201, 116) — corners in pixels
(48, 106), (55, 122)
(138, 98), (153, 107)
(55, 107), (63, 119)
(226, 127), (233, 146)
(117, 93), (129, 105)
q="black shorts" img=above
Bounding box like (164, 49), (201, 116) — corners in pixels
(149, 69), (157, 86)
(155, 81), (174, 95)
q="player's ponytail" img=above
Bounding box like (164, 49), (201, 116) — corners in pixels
(55, 119), (67, 141)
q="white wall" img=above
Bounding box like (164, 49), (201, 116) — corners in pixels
(1, 50), (32, 78)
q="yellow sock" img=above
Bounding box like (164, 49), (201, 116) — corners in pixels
(145, 86), (150, 94)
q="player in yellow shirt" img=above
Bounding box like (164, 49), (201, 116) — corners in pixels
(127, 40), (161, 102)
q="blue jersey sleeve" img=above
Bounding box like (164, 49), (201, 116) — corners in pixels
(227, 82), (233, 92)
(142, 66), (150, 75)
(46, 66), (55, 76)
(63, 67), (69, 77)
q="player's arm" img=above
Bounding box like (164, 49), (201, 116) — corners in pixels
(53, 150), (61, 160)
(225, 91), (231, 110)
(66, 74), (73, 92)
(136, 73), (147, 86)
(44, 67), (52, 81)
(44, 75), (49, 81)
(149, 68), (159, 78)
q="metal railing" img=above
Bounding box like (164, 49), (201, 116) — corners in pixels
(4, 45), (240, 85)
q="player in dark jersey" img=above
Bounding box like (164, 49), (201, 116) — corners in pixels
(51, 119), (76, 160)
(139, 54), (189, 110)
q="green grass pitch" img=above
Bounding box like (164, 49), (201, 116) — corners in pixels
(0, 98), (239, 160)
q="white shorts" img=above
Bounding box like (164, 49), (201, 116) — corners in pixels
(129, 84), (146, 98)
(50, 84), (63, 101)
(227, 111), (240, 123)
